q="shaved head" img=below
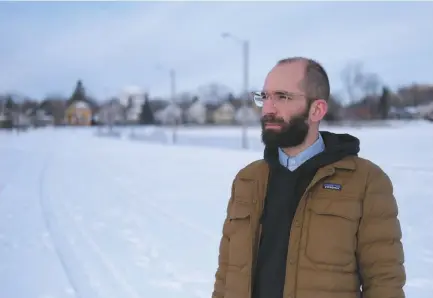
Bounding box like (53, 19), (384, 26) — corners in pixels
(277, 57), (330, 101)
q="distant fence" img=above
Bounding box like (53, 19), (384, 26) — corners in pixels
(94, 125), (264, 151)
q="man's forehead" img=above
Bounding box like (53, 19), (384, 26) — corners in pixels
(263, 63), (305, 92)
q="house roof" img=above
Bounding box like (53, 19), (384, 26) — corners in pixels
(149, 99), (170, 112)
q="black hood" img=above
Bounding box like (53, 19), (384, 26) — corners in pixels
(264, 131), (360, 170)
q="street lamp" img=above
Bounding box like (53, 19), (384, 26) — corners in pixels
(156, 64), (178, 144)
(221, 32), (250, 150)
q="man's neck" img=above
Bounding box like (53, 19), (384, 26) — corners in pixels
(282, 130), (320, 157)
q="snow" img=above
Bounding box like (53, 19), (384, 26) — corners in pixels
(0, 121), (432, 298)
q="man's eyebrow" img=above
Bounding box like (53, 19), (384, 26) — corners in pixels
(274, 90), (296, 95)
(261, 90), (289, 94)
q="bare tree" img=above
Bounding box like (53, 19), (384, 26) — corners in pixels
(176, 91), (193, 104)
(197, 82), (232, 103)
(362, 73), (382, 97)
(340, 62), (382, 105)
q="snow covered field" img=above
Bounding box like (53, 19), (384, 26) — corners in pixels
(0, 122), (432, 298)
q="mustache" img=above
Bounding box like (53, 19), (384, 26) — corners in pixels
(261, 114), (286, 124)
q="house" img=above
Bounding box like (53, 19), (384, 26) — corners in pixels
(37, 98), (67, 126)
(234, 105), (260, 125)
(154, 103), (182, 125)
(417, 101), (433, 118)
(397, 84), (433, 106)
(149, 98), (170, 113)
(9, 111), (31, 129)
(96, 98), (126, 125)
(0, 96), (37, 129)
(204, 103), (219, 124)
(0, 112), (11, 128)
(0, 113), (6, 126)
(29, 107), (54, 127)
(388, 107), (418, 120)
(64, 100), (93, 126)
(35, 109), (54, 126)
(184, 97), (207, 125)
(213, 101), (236, 125)
(119, 86), (146, 123)
(0, 98), (9, 128)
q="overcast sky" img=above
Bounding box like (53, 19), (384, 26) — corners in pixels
(1, 1), (432, 100)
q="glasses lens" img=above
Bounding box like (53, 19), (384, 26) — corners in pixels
(252, 92), (264, 107)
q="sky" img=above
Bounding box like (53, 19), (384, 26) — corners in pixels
(1, 1), (433, 101)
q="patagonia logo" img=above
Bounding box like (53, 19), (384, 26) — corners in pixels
(323, 183), (342, 191)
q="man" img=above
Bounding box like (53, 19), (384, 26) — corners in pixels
(212, 57), (406, 298)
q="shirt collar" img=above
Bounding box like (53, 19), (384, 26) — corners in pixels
(278, 133), (325, 171)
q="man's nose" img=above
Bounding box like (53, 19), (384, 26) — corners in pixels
(262, 98), (276, 115)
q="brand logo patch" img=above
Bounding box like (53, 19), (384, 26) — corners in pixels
(323, 183), (342, 191)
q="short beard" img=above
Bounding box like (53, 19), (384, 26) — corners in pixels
(261, 108), (310, 148)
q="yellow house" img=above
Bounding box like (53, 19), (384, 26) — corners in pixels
(65, 100), (92, 126)
(213, 102), (235, 125)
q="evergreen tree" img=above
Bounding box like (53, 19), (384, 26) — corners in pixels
(378, 87), (390, 120)
(139, 93), (155, 125)
(70, 80), (86, 103)
(5, 95), (17, 111)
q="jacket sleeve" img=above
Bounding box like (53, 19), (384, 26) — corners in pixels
(356, 163), (406, 298)
(212, 180), (235, 298)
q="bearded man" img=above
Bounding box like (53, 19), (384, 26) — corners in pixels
(211, 57), (406, 298)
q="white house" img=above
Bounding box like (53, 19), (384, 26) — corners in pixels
(119, 86), (146, 123)
(97, 99), (125, 125)
(155, 103), (182, 125)
(235, 105), (260, 125)
(33, 108), (54, 126)
(185, 100), (207, 124)
(417, 102), (433, 117)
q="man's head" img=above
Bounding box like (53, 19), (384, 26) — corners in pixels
(258, 57), (330, 148)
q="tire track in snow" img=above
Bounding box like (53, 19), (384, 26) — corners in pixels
(113, 176), (219, 242)
(40, 155), (143, 298)
(57, 199), (143, 298)
(38, 156), (83, 298)
(83, 154), (212, 298)
(106, 173), (214, 297)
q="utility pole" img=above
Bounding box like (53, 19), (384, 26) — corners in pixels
(241, 39), (249, 150)
(222, 32), (250, 149)
(170, 68), (177, 144)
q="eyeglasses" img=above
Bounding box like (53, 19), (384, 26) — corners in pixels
(250, 91), (308, 108)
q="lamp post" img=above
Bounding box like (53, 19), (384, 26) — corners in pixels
(156, 64), (178, 144)
(169, 68), (177, 144)
(222, 32), (250, 150)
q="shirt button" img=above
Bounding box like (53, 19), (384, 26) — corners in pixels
(289, 259), (295, 264)
(294, 220), (300, 227)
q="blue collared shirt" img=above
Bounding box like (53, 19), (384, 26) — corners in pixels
(278, 133), (325, 171)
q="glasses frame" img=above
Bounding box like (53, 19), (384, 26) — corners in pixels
(250, 91), (316, 108)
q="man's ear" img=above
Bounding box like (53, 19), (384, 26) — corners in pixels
(310, 99), (328, 122)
